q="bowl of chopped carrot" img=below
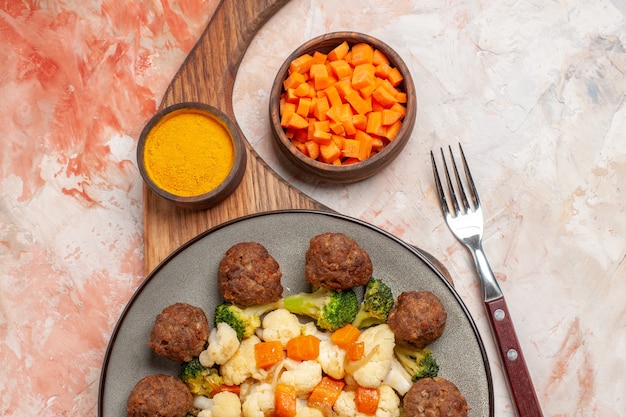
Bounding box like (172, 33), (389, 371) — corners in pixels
(269, 32), (416, 183)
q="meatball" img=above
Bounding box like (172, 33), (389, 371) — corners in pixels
(387, 291), (447, 349)
(217, 242), (283, 307)
(403, 377), (470, 417)
(148, 303), (209, 362)
(305, 233), (373, 291)
(126, 374), (193, 417)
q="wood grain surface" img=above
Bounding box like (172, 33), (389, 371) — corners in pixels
(143, 0), (327, 271)
(142, 0), (453, 285)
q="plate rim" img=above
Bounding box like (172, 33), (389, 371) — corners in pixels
(98, 209), (494, 417)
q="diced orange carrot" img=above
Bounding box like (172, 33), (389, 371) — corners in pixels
(294, 82), (312, 98)
(352, 114), (367, 131)
(281, 102), (296, 128)
(372, 49), (390, 66)
(292, 139), (307, 154)
(366, 111), (385, 136)
(286, 335), (321, 361)
(308, 377), (345, 411)
(372, 86), (398, 107)
(355, 130), (374, 161)
(381, 108), (402, 125)
(374, 62), (392, 79)
(331, 324), (361, 348)
(290, 53), (314, 74)
(324, 85), (343, 108)
(346, 341), (365, 361)
(312, 50), (327, 64)
(385, 120), (402, 141)
(350, 43), (374, 65)
(395, 91), (407, 103)
(341, 139), (361, 159)
(283, 71), (307, 90)
(387, 67), (404, 86)
(345, 91), (372, 115)
(286, 113), (309, 130)
(327, 40), (350, 61)
(329, 59), (352, 80)
(389, 102), (406, 117)
(351, 63), (376, 91)
(312, 96), (330, 121)
(310, 63), (333, 90)
(329, 121), (345, 135)
(254, 340), (284, 369)
(331, 134), (345, 150)
(320, 141), (341, 163)
(275, 384), (297, 417)
(355, 387), (380, 415)
(334, 78), (355, 99)
(296, 97), (312, 117)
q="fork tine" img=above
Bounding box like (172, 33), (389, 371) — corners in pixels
(440, 147), (461, 217)
(430, 151), (450, 216)
(448, 145), (472, 214)
(458, 143), (480, 209)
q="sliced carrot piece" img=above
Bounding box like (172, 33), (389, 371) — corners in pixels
(355, 386), (380, 415)
(289, 53), (314, 74)
(286, 335), (321, 361)
(382, 109), (402, 125)
(320, 141), (341, 163)
(351, 63), (376, 91)
(387, 67), (404, 86)
(329, 59), (352, 80)
(345, 91), (372, 115)
(275, 384), (297, 417)
(372, 49), (390, 66)
(327, 40), (349, 61)
(350, 43), (374, 65)
(254, 340), (284, 369)
(308, 377), (345, 411)
(346, 341), (365, 361)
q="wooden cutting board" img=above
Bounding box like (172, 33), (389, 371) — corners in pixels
(143, 0), (324, 271)
(142, 0), (452, 283)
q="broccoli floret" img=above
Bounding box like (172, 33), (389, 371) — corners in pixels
(394, 345), (439, 382)
(282, 287), (358, 331)
(352, 278), (394, 329)
(179, 357), (224, 397)
(214, 301), (280, 341)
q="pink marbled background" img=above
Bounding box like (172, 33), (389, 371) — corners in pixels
(1, 1), (625, 416)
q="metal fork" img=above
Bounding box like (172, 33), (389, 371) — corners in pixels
(431, 144), (543, 417)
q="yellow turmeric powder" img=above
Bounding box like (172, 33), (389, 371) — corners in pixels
(143, 109), (235, 197)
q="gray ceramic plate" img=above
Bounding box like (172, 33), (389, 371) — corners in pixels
(98, 210), (493, 417)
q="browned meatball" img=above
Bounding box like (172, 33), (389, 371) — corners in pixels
(148, 303), (209, 362)
(217, 242), (283, 307)
(126, 374), (193, 417)
(305, 233), (373, 291)
(387, 291), (447, 349)
(403, 377), (470, 417)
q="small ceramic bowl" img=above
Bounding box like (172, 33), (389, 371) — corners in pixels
(269, 32), (416, 183)
(137, 102), (246, 210)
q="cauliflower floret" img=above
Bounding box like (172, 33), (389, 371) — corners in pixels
(346, 324), (395, 388)
(241, 382), (275, 417)
(196, 391), (242, 417)
(376, 384), (401, 417)
(382, 354), (412, 396)
(301, 321), (331, 341)
(262, 309), (302, 346)
(317, 340), (346, 380)
(221, 335), (268, 386)
(333, 390), (359, 417)
(199, 322), (241, 367)
(296, 402), (325, 417)
(278, 359), (323, 397)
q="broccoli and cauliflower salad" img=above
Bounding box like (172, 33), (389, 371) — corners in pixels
(126, 233), (470, 417)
